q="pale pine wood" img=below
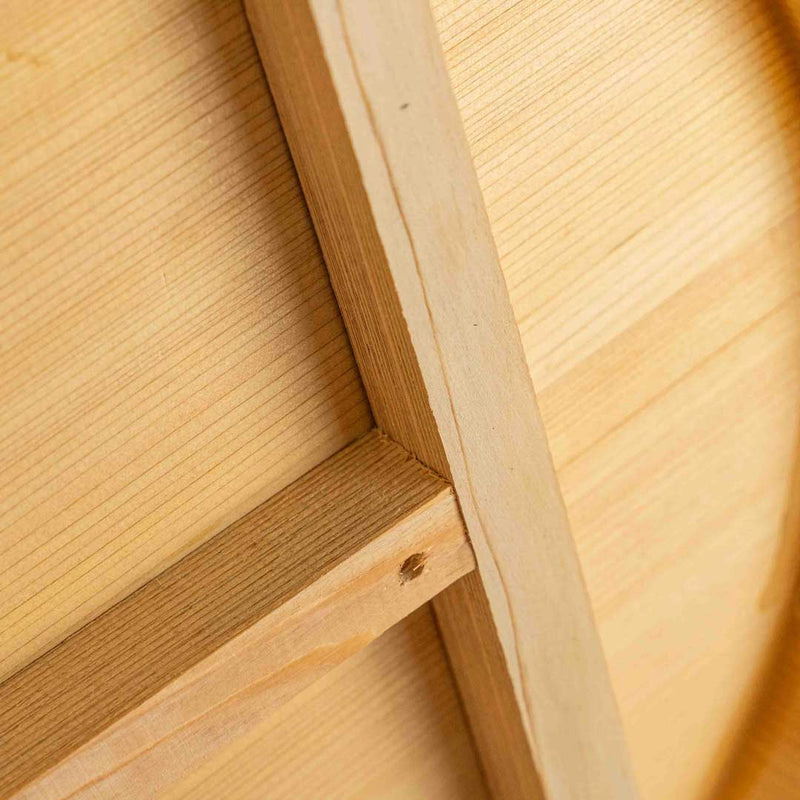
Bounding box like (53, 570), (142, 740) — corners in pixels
(434, 573), (545, 800)
(714, 456), (800, 799)
(245, 1), (636, 797)
(6, 1), (798, 797)
(0, 0), (371, 680)
(431, 1), (800, 798)
(2, 431), (475, 799)
(161, 608), (490, 800)
(715, 611), (800, 800)
(711, 7), (800, 796)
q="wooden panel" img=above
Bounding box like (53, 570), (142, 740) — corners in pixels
(6, 430), (475, 799)
(0, 0), (371, 680)
(161, 607), (489, 800)
(245, 1), (636, 797)
(432, 1), (800, 798)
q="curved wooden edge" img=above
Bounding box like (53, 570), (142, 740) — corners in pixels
(244, 1), (638, 797)
(0, 430), (474, 799)
(711, 4), (800, 797)
(715, 611), (800, 800)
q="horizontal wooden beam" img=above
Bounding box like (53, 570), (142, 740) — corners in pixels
(0, 430), (474, 799)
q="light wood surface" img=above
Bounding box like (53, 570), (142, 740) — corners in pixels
(246, 1), (636, 797)
(711, 6), (800, 797)
(6, 0), (800, 797)
(431, 1), (800, 798)
(716, 608), (800, 800)
(714, 459), (800, 800)
(5, 430), (474, 799)
(162, 607), (489, 800)
(433, 571), (545, 799)
(0, 0), (371, 680)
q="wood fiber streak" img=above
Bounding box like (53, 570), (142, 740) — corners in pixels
(161, 609), (489, 800)
(0, 0), (371, 679)
(432, 1), (800, 798)
(0, 430), (461, 797)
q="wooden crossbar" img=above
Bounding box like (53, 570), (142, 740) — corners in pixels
(0, 431), (473, 798)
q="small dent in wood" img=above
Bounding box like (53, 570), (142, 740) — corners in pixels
(399, 552), (427, 583)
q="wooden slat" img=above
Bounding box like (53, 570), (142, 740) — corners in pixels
(434, 572), (546, 799)
(0, 0), (372, 681)
(161, 607), (490, 800)
(1, 430), (475, 799)
(244, 1), (637, 797)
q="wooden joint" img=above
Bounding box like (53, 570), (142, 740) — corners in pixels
(0, 430), (474, 798)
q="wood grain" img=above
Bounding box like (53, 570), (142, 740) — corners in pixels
(246, 1), (636, 797)
(710, 7), (800, 797)
(161, 608), (489, 800)
(2, 430), (475, 799)
(714, 461), (800, 800)
(731, 617), (800, 800)
(0, 0), (371, 680)
(431, 1), (800, 798)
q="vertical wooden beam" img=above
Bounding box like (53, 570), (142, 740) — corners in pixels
(244, 1), (638, 797)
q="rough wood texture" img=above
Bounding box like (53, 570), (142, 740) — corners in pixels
(1, 430), (474, 799)
(0, 0), (371, 680)
(431, 1), (800, 798)
(246, 1), (636, 798)
(161, 608), (490, 800)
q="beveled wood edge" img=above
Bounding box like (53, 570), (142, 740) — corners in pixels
(0, 429), (475, 799)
